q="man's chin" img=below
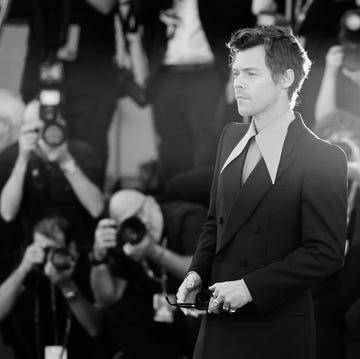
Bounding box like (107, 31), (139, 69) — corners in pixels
(236, 105), (252, 117)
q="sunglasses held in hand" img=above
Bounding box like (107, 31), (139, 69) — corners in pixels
(166, 290), (212, 311)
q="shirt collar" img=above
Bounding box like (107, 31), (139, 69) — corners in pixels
(220, 109), (295, 184)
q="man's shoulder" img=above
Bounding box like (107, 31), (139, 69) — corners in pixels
(220, 121), (249, 141)
(301, 126), (346, 160)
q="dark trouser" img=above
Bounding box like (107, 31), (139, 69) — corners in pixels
(345, 297), (360, 359)
(62, 91), (117, 166)
(150, 64), (223, 182)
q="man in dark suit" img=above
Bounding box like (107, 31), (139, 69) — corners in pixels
(176, 26), (348, 359)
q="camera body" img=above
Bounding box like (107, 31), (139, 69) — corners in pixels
(46, 246), (73, 271)
(33, 216), (74, 273)
(38, 55), (67, 148)
(115, 216), (147, 248)
(39, 89), (68, 148)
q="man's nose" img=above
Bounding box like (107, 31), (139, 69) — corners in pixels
(233, 77), (245, 89)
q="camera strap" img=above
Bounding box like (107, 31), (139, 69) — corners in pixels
(141, 237), (168, 294)
(34, 283), (72, 359)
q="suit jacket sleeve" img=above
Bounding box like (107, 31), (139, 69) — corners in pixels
(188, 123), (231, 283)
(243, 144), (348, 315)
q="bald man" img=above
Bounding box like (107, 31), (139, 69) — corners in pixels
(90, 189), (207, 359)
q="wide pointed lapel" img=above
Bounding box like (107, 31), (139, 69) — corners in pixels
(275, 113), (306, 182)
(221, 147), (248, 216)
(218, 124), (250, 214)
(217, 157), (272, 252)
(216, 113), (307, 253)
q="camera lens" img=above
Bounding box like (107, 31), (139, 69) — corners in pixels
(48, 247), (72, 271)
(42, 122), (67, 147)
(116, 217), (147, 246)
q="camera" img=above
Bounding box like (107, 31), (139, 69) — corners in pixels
(39, 89), (68, 148)
(39, 59), (64, 86)
(115, 216), (147, 247)
(33, 216), (74, 272)
(339, 8), (360, 71)
(47, 246), (73, 271)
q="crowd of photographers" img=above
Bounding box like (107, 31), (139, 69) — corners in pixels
(1, 0), (360, 359)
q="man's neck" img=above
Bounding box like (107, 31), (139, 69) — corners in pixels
(252, 100), (292, 132)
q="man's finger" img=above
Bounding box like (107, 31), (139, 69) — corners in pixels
(208, 283), (217, 291)
(176, 285), (188, 302)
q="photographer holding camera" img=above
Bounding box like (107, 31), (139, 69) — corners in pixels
(0, 216), (104, 359)
(0, 98), (104, 250)
(90, 189), (207, 359)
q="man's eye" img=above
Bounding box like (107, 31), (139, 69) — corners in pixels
(248, 72), (258, 76)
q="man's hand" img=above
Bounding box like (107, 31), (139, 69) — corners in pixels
(122, 235), (155, 262)
(18, 122), (41, 159)
(38, 139), (70, 164)
(176, 271), (202, 316)
(44, 259), (75, 288)
(208, 280), (251, 314)
(325, 45), (344, 75)
(18, 242), (47, 274)
(93, 218), (117, 261)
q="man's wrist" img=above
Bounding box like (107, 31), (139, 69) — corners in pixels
(89, 250), (108, 266)
(61, 282), (80, 302)
(324, 66), (339, 77)
(60, 157), (78, 175)
(13, 155), (28, 175)
(240, 279), (253, 304)
(147, 243), (165, 263)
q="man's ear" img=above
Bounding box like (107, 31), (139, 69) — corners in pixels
(279, 69), (295, 90)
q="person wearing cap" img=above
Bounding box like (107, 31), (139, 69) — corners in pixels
(90, 189), (207, 359)
(176, 26), (347, 359)
(315, 7), (360, 125)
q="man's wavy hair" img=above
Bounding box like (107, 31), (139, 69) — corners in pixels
(227, 26), (312, 107)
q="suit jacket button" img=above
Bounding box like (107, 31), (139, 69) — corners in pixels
(239, 260), (248, 267)
(216, 254), (224, 262)
(219, 217), (224, 225)
(253, 225), (261, 234)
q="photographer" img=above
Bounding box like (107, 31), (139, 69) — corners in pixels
(0, 90), (25, 275)
(0, 216), (104, 359)
(315, 7), (360, 124)
(90, 189), (207, 359)
(0, 99), (104, 249)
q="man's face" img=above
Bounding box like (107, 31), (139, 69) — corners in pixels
(232, 45), (283, 117)
(131, 196), (164, 242)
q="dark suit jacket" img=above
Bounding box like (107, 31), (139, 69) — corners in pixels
(189, 114), (348, 359)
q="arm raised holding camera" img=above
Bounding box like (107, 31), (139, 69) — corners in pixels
(315, 45), (344, 123)
(0, 241), (46, 320)
(90, 218), (128, 307)
(42, 141), (104, 218)
(0, 121), (41, 222)
(44, 257), (104, 337)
